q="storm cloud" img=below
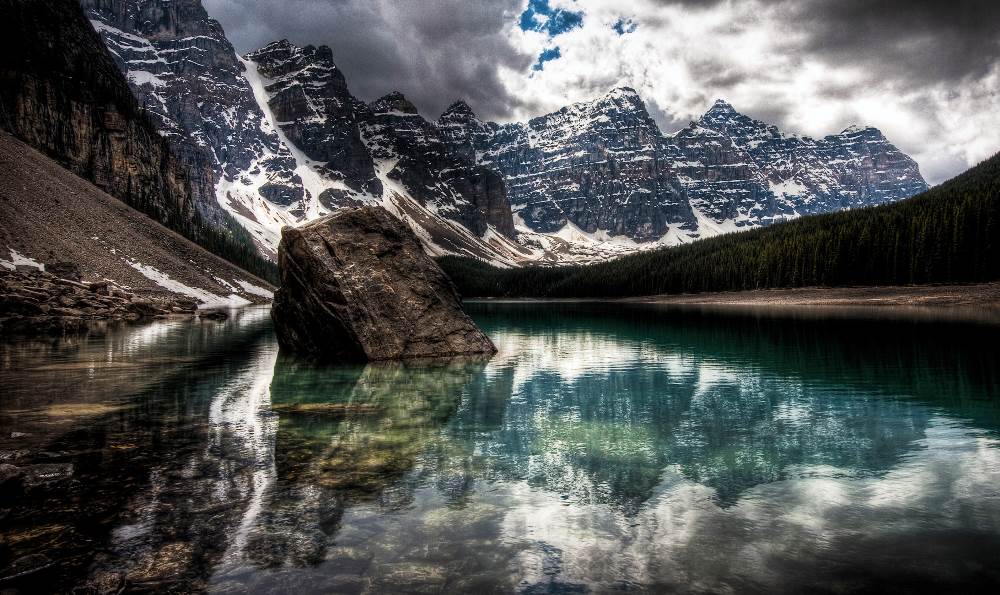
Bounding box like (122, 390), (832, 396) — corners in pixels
(204, 0), (536, 120)
(204, 0), (1000, 183)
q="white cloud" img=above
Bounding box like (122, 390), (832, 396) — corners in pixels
(493, 0), (1000, 184)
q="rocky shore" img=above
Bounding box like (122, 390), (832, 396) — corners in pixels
(0, 266), (207, 334)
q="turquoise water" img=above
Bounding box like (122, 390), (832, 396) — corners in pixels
(1, 303), (999, 593)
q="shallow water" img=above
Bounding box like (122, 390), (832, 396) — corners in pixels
(1, 303), (999, 593)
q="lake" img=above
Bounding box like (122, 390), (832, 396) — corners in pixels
(1, 302), (999, 593)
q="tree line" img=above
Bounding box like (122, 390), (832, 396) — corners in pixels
(438, 151), (1000, 298)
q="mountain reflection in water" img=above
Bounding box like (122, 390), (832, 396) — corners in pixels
(1, 303), (999, 593)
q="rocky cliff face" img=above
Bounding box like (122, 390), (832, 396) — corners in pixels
(246, 40), (380, 199)
(0, 0), (202, 233)
(443, 88), (695, 241)
(271, 206), (496, 361)
(365, 92), (516, 238)
(690, 99), (928, 221)
(77, 0), (266, 225)
(243, 42), (517, 243)
(441, 89), (930, 245)
(80, 0), (302, 245)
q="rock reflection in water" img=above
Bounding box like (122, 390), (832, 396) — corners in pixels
(226, 357), (487, 575)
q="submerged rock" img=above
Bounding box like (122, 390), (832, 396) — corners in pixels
(271, 206), (496, 361)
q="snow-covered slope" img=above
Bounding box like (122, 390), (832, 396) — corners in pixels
(83, 2), (524, 266)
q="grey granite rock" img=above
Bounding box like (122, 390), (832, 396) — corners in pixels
(271, 206), (496, 361)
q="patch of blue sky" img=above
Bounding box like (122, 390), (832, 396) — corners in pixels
(519, 0), (584, 37)
(612, 18), (638, 35)
(532, 46), (562, 71)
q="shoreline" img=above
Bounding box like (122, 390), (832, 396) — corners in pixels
(466, 283), (1000, 308)
(626, 283), (1000, 308)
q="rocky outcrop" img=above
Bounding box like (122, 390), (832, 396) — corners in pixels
(81, 0), (295, 228)
(0, 269), (198, 334)
(271, 207), (496, 361)
(366, 91), (517, 238)
(247, 40), (381, 198)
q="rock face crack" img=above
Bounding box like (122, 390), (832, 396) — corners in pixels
(271, 206), (496, 361)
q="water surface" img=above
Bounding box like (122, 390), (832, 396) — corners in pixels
(1, 303), (999, 593)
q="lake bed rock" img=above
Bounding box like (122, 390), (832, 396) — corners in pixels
(271, 206), (496, 361)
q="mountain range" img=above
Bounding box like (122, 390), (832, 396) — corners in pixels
(440, 148), (1000, 298)
(82, 0), (928, 266)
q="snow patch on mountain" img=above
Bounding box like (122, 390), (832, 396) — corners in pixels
(1, 248), (45, 271)
(127, 260), (252, 308)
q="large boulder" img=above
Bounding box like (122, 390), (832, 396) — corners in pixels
(271, 207), (496, 361)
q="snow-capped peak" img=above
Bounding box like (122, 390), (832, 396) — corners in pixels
(253, 38), (297, 54)
(605, 85), (641, 99)
(438, 99), (478, 125)
(708, 98), (736, 112)
(698, 99), (746, 126)
(599, 85), (647, 111)
(839, 124), (884, 139)
(370, 91), (420, 116)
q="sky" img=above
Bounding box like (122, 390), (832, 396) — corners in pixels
(203, 0), (1000, 184)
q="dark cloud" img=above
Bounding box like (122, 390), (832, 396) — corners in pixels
(791, 0), (1000, 86)
(687, 57), (750, 90)
(204, 0), (534, 121)
(659, 0), (1000, 86)
(205, 0), (998, 123)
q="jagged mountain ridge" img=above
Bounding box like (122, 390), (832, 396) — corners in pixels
(694, 99), (929, 218)
(79, 0), (279, 228)
(439, 89), (929, 245)
(81, 1), (337, 254)
(82, 2), (524, 264)
(82, 0), (929, 265)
